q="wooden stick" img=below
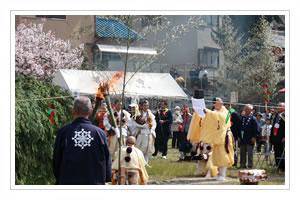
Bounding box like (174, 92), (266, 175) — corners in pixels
(265, 101), (270, 160)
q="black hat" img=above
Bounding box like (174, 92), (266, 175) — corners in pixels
(194, 89), (204, 99)
(212, 97), (217, 104)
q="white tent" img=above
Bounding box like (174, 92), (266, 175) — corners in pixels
(52, 69), (188, 100)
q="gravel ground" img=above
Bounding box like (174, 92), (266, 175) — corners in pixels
(147, 177), (240, 185)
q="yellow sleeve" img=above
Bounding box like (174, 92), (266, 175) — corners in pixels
(187, 113), (205, 143)
(200, 106), (230, 145)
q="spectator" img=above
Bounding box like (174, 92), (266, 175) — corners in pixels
(270, 102), (285, 171)
(171, 106), (184, 149)
(53, 96), (111, 185)
(152, 100), (173, 159)
(256, 112), (266, 152)
(170, 66), (179, 79)
(195, 65), (201, 77)
(224, 103), (241, 167)
(198, 66), (208, 89)
(271, 112), (276, 125)
(263, 108), (272, 121)
(182, 107), (193, 144)
(189, 65), (199, 88)
(239, 104), (260, 169)
(240, 109), (245, 117)
(178, 141), (194, 161)
(252, 107), (257, 116)
(202, 74), (209, 89)
(261, 118), (272, 153)
(175, 76), (185, 88)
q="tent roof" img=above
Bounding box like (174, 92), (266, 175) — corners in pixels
(52, 69), (188, 100)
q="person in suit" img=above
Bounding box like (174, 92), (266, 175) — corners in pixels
(270, 102), (285, 171)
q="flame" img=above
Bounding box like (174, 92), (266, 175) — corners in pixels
(96, 72), (124, 98)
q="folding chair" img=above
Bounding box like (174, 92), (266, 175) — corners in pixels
(254, 152), (264, 168)
(259, 152), (276, 167)
(254, 142), (276, 168)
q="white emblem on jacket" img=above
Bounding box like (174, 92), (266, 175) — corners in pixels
(72, 128), (94, 149)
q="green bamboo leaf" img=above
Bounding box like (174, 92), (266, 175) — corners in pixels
(15, 72), (73, 185)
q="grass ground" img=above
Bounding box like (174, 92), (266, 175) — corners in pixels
(147, 140), (285, 185)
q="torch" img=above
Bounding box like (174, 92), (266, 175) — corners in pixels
(98, 82), (123, 184)
(89, 87), (103, 122)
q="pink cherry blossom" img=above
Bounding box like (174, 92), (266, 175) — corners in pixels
(15, 22), (84, 81)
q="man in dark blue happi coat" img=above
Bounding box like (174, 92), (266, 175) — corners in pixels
(238, 104), (260, 169)
(53, 96), (112, 185)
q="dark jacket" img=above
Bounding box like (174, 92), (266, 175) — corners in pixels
(230, 112), (241, 141)
(270, 112), (285, 145)
(155, 109), (173, 136)
(183, 113), (193, 133)
(53, 117), (112, 185)
(239, 114), (260, 145)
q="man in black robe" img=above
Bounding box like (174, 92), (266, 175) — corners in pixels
(270, 102), (285, 171)
(53, 96), (112, 185)
(152, 100), (173, 159)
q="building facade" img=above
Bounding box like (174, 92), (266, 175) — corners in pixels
(15, 15), (225, 98)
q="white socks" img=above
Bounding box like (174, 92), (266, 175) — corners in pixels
(215, 167), (227, 181)
(144, 155), (149, 163)
(205, 170), (211, 178)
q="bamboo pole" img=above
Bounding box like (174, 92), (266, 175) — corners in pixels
(103, 93), (121, 184)
(115, 16), (131, 185)
(265, 101), (270, 161)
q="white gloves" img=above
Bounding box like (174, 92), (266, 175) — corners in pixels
(112, 127), (120, 138)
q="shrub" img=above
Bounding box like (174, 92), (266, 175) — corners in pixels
(15, 72), (74, 184)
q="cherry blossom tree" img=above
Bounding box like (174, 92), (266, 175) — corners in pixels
(15, 22), (84, 81)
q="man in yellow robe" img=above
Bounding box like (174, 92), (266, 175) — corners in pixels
(186, 112), (205, 143)
(201, 98), (234, 181)
(112, 136), (149, 185)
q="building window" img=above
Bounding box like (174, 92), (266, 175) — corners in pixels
(198, 48), (219, 68)
(204, 16), (219, 26)
(92, 46), (122, 70)
(102, 53), (121, 61)
(36, 15), (66, 20)
(92, 46), (103, 69)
